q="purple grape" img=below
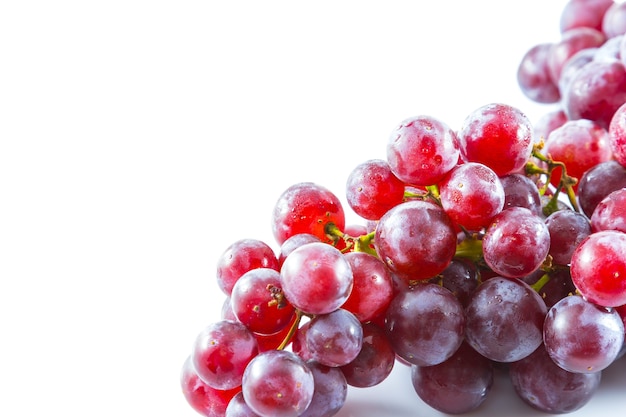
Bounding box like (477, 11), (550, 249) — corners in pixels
(305, 309), (363, 367)
(465, 276), (547, 363)
(411, 342), (494, 414)
(543, 294), (624, 373)
(299, 361), (348, 417)
(509, 345), (601, 413)
(384, 283), (465, 366)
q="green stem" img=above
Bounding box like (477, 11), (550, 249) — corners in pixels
(531, 273), (551, 293)
(276, 309), (304, 351)
(454, 237), (483, 263)
(354, 231), (377, 256)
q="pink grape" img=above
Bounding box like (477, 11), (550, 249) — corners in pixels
(280, 242), (353, 315)
(591, 187), (626, 233)
(543, 294), (625, 373)
(191, 320), (259, 390)
(216, 239), (279, 296)
(517, 43), (561, 103)
(563, 59), (626, 129)
(559, 0), (614, 33)
(608, 101), (626, 167)
(547, 27), (606, 84)
(242, 350), (314, 417)
(386, 115), (460, 186)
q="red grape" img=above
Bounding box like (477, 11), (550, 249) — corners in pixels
(570, 230), (626, 307)
(374, 200), (456, 283)
(191, 320), (259, 390)
(230, 268), (296, 335)
(438, 162), (505, 231)
(517, 43), (561, 103)
(608, 100), (626, 167)
(482, 207), (551, 278)
(345, 159), (405, 220)
(271, 182), (345, 245)
(457, 103), (533, 176)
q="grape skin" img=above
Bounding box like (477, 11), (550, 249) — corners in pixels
(543, 294), (625, 373)
(438, 162), (505, 232)
(465, 276), (547, 363)
(386, 115), (460, 186)
(577, 160), (626, 217)
(191, 320), (259, 391)
(411, 342), (494, 414)
(482, 207), (551, 278)
(374, 200), (457, 283)
(509, 345), (602, 414)
(590, 187), (626, 233)
(305, 309), (363, 368)
(570, 230), (626, 307)
(457, 103), (533, 177)
(242, 350), (315, 417)
(216, 239), (279, 296)
(280, 242), (353, 315)
(271, 182), (345, 245)
(299, 361), (348, 417)
(384, 283), (465, 367)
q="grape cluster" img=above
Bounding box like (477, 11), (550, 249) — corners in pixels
(181, 1), (626, 416)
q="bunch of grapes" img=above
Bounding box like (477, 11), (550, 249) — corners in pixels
(181, 1), (626, 416)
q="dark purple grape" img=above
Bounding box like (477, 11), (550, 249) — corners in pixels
(500, 173), (542, 216)
(430, 258), (480, 308)
(578, 160), (626, 217)
(340, 323), (395, 388)
(411, 342), (494, 414)
(509, 345), (601, 413)
(384, 283), (465, 366)
(545, 209), (592, 265)
(465, 276), (547, 363)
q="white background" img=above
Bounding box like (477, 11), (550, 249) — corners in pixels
(2, 0), (625, 416)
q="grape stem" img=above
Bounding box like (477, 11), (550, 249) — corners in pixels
(325, 222), (378, 256)
(276, 309), (304, 351)
(527, 143), (580, 216)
